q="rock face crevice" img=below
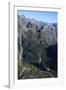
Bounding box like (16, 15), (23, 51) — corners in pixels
(18, 15), (57, 79)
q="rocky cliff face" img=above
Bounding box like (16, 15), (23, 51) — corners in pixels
(18, 15), (57, 79)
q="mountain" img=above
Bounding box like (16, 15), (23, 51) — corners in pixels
(18, 15), (57, 45)
(18, 15), (57, 79)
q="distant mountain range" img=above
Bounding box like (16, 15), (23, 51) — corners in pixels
(18, 15), (57, 46)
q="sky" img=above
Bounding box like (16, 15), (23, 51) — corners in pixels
(17, 10), (57, 23)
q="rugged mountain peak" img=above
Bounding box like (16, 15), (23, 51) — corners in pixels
(18, 15), (57, 45)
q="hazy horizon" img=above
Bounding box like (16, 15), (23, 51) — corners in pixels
(17, 10), (57, 23)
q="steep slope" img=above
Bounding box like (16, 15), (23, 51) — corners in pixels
(18, 15), (57, 79)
